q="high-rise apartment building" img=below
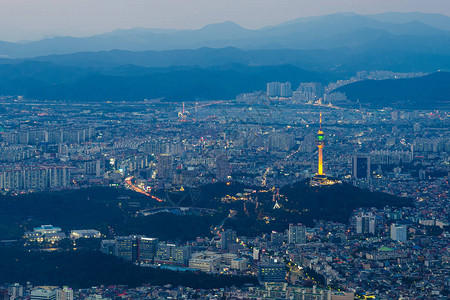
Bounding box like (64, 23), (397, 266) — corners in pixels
(288, 224), (306, 244)
(220, 229), (237, 250)
(294, 82), (324, 103)
(267, 82), (281, 97)
(352, 154), (371, 180)
(268, 133), (295, 151)
(8, 283), (23, 299)
(267, 82), (292, 97)
(0, 166), (70, 191)
(56, 287), (73, 300)
(280, 82), (292, 97)
(157, 153), (173, 180)
(253, 247), (261, 261)
(356, 212), (376, 234)
(271, 231), (284, 245)
(390, 224), (407, 242)
(215, 154), (231, 180)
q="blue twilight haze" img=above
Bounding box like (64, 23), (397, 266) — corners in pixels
(0, 0), (448, 41)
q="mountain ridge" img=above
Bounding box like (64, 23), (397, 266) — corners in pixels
(337, 72), (450, 108)
(6, 45), (448, 73)
(0, 61), (329, 102)
(0, 12), (449, 58)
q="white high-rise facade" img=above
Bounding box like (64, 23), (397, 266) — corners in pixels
(267, 82), (292, 97)
(356, 212), (376, 234)
(390, 224), (407, 242)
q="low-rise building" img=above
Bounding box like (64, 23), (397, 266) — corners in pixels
(189, 252), (221, 273)
(70, 229), (101, 239)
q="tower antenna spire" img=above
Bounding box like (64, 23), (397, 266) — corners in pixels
(319, 111), (322, 131)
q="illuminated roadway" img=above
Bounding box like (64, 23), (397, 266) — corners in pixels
(124, 176), (164, 202)
(211, 209), (237, 235)
(261, 167), (271, 186)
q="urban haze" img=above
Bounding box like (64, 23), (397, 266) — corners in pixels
(0, 1), (449, 300)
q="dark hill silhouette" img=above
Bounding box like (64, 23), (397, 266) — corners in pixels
(0, 182), (413, 240)
(224, 181), (413, 235)
(279, 181), (412, 224)
(18, 44), (450, 73)
(0, 247), (257, 288)
(337, 72), (450, 109)
(0, 62), (328, 101)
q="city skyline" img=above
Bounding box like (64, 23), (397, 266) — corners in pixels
(0, 0), (448, 297)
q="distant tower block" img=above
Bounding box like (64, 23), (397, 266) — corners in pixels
(157, 153), (173, 180)
(215, 153), (231, 180)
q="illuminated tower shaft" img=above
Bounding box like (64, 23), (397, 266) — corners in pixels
(318, 144), (324, 175)
(317, 112), (325, 176)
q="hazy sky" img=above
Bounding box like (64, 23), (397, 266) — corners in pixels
(0, 0), (449, 41)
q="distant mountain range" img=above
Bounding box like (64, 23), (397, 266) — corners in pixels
(337, 72), (450, 108)
(0, 12), (448, 106)
(1, 60), (447, 106)
(0, 53), (448, 105)
(0, 12), (449, 58)
(3, 46), (448, 74)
